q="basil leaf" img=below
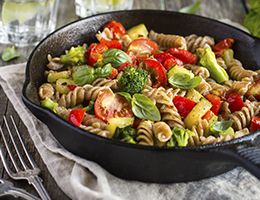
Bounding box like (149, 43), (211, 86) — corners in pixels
(117, 92), (132, 103)
(102, 48), (132, 67)
(94, 63), (112, 78)
(210, 120), (233, 134)
(1, 46), (20, 62)
(132, 94), (161, 121)
(72, 65), (95, 85)
(168, 73), (202, 89)
(179, 0), (202, 14)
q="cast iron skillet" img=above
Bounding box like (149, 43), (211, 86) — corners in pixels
(22, 10), (260, 183)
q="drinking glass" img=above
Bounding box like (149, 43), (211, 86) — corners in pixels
(0, 0), (60, 47)
(75, 0), (133, 18)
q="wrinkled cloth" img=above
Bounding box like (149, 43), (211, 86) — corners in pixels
(0, 63), (259, 200)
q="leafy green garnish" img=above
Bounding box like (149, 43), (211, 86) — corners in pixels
(131, 94), (161, 121)
(1, 46), (20, 62)
(168, 73), (202, 89)
(72, 64), (112, 86)
(210, 120), (233, 134)
(117, 92), (132, 103)
(179, 0), (202, 14)
(96, 48), (132, 67)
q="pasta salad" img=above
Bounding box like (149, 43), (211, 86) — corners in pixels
(38, 20), (260, 147)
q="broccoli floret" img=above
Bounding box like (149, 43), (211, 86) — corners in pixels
(172, 127), (194, 147)
(114, 125), (137, 144)
(41, 98), (58, 113)
(60, 44), (86, 65)
(118, 67), (148, 95)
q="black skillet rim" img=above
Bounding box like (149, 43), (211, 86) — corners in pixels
(22, 9), (260, 152)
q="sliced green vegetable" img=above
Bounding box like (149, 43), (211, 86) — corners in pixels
(41, 98), (58, 113)
(184, 98), (212, 129)
(116, 92), (132, 103)
(186, 88), (203, 103)
(60, 45), (86, 65)
(168, 65), (194, 78)
(56, 79), (74, 94)
(172, 127), (194, 147)
(198, 48), (229, 83)
(127, 23), (148, 40)
(210, 120), (233, 134)
(132, 94), (161, 121)
(179, 0), (202, 14)
(47, 71), (70, 83)
(1, 46), (20, 62)
(222, 48), (234, 65)
(97, 48), (132, 67)
(106, 117), (134, 136)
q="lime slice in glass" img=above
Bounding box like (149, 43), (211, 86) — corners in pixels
(2, 0), (47, 24)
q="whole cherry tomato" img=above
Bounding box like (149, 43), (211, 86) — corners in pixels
(104, 20), (126, 39)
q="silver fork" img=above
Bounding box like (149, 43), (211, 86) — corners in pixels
(0, 116), (51, 200)
(0, 178), (40, 200)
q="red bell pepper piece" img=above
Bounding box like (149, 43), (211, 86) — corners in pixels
(173, 96), (196, 117)
(167, 48), (197, 64)
(68, 108), (86, 127)
(213, 38), (234, 53)
(225, 92), (244, 113)
(67, 84), (77, 91)
(100, 38), (122, 49)
(250, 116), (260, 132)
(108, 68), (118, 79)
(205, 94), (221, 115)
(202, 110), (215, 121)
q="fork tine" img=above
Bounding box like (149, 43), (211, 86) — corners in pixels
(0, 126), (19, 173)
(10, 115), (37, 168)
(3, 116), (29, 170)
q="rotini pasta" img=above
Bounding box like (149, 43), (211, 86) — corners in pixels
(136, 120), (154, 146)
(185, 34), (215, 53)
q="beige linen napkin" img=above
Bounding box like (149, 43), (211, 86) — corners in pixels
(0, 63), (259, 200)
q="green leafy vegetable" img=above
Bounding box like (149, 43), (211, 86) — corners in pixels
(97, 48), (132, 67)
(168, 73), (202, 89)
(60, 44), (86, 65)
(72, 65), (95, 85)
(243, 0), (260, 38)
(41, 98), (58, 113)
(116, 92), (132, 103)
(72, 64), (112, 86)
(166, 137), (176, 147)
(118, 67), (148, 95)
(114, 126), (137, 144)
(1, 46), (20, 62)
(179, 0), (202, 14)
(132, 94), (161, 121)
(198, 48), (229, 83)
(210, 120), (233, 134)
(172, 127), (194, 147)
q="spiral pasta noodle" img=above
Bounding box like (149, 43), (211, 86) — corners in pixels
(149, 30), (187, 50)
(80, 124), (111, 138)
(136, 120), (154, 145)
(92, 78), (118, 90)
(185, 34), (215, 53)
(183, 64), (210, 79)
(38, 83), (55, 100)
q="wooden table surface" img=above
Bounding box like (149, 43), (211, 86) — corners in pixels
(0, 0), (248, 199)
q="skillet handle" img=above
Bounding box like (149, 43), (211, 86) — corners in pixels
(213, 132), (260, 179)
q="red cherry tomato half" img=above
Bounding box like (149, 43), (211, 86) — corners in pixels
(104, 20), (126, 39)
(167, 48), (197, 64)
(225, 92), (245, 113)
(173, 96), (196, 117)
(143, 59), (167, 87)
(68, 108), (86, 127)
(100, 38), (122, 49)
(163, 57), (183, 70)
(127, 38), (159, 59)
(108, 68), (118, 79)
(94, 89), (133, 122)
(250, 116), (260, 132)
(205, 94), (221, 115)
(86, 43), (108, 66)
